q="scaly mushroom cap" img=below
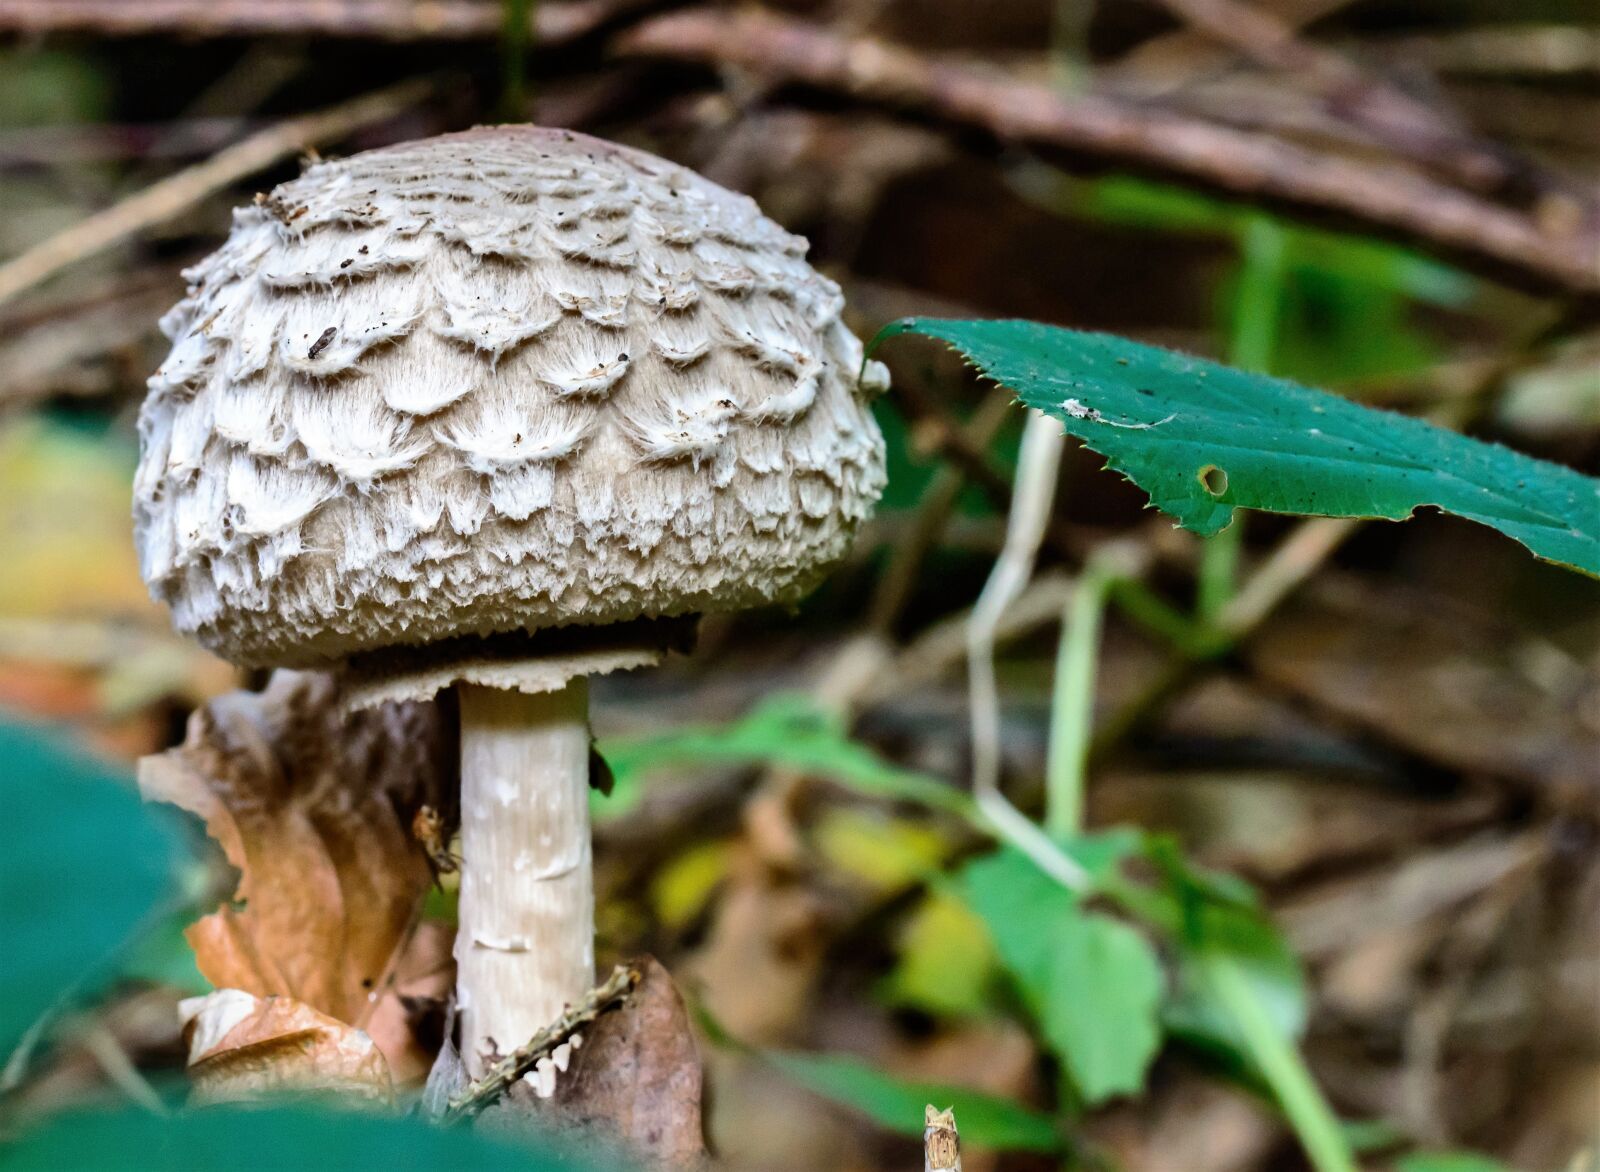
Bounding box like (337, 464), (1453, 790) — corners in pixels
(134, 126), (888, 670)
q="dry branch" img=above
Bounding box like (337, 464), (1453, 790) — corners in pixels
(445, 964), (640, 1121)
(0, 78), (432, 310)
(1150, 0), (1530, 196)
(1364, 25), (1600, 79)
(618, 8), (1600, 296)
(0, 0), (631, 42)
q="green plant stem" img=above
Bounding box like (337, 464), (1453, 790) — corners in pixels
(500, 0), (535, 118)
(1230, 215), (1289, 375)
(1198, 950), (1358, 1172)
(1044, 559), (1115, 839)
(1107, 578), (1224, 658)
(1196, 521), (1244, 625)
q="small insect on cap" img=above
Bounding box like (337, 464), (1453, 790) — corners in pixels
(134, 126), (889, 697)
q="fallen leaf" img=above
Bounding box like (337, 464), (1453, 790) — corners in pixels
(140, 670), (456, 1077)
(366, 919), (456, 1085)
(484, 957), (707, 1170)
(180, 988), (393, 1107)
(684, 840), (831, 1046)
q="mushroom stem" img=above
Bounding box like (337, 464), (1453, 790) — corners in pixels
(455, 679), (595, 1079)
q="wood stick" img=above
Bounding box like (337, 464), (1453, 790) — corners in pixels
(617, 8), (1600, 296)
(445, 963), (638, 1120)
(0, 0), (629, 42)
(1149, 0), (1534, 197)
(0, 78), (433, 310)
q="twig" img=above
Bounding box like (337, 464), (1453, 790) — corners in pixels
(1216, 517), (1359, 637)
(1150, 0), (1534, 197)
(889, 379), (1080, 560)
(891, 378), (1020, 511)
(868, 569), (1077, 704)
(617, 8), (1600, 295)
(0, 119), (263, 168)
(1113, 0), (1358, 85)
(1399, 833), (1546, 1143)
(0, 0), (633, 42)
(0, 78), (434, 310)
(1364, 25), (1600, 79)
(1089, 514), (1360, 757)
(443, 963), (639, 1121)
(924, 1104), (963, 1172)
(77, 1020), (169, 1116)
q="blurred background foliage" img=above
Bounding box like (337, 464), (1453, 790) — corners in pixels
(0, 1), (1597, 1170)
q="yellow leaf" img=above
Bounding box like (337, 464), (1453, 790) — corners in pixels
(812, 808), (947, 893)
(650, 840), (733, 931)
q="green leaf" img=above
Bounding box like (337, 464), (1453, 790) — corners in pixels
(878, 889), (996, 1018)
(765, 1049), (1065, 1154)
(600, 696), (976, 820)
(1, 718), (183, 1056)
(960, 845), (1164, 1102)
(1130, 838), (1308, 1056)
(1163, 902), (1307, 1057)
(0, 1104), (604, 1170)
(1397, 1153), (1511, 1172)
(876, 318), (1600, 577)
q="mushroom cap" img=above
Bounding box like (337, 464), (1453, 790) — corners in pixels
(134, 126), (888, 670)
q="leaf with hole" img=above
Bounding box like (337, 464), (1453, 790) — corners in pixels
(875, 318), (1600, 576)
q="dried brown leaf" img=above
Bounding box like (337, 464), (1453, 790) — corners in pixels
(180, 988), (393, 1106)
(366, 919), (456, 1084)
(485, 957), (707, 1171)
(684, 843), (830, 1046)
(140, 669), (455, 1075)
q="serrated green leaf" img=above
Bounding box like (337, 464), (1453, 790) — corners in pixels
(0, 1103), (603, 1171)
(2, 718), (183, 1056)
(876, 318), (1600, 576)
(960, 845), (1164, 1102)
(765, 1049), (1065, 1153)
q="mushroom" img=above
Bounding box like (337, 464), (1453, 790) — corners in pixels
(132, 126), (890, 1079)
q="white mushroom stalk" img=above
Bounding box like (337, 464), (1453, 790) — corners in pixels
(456, 681), (594, 1076)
